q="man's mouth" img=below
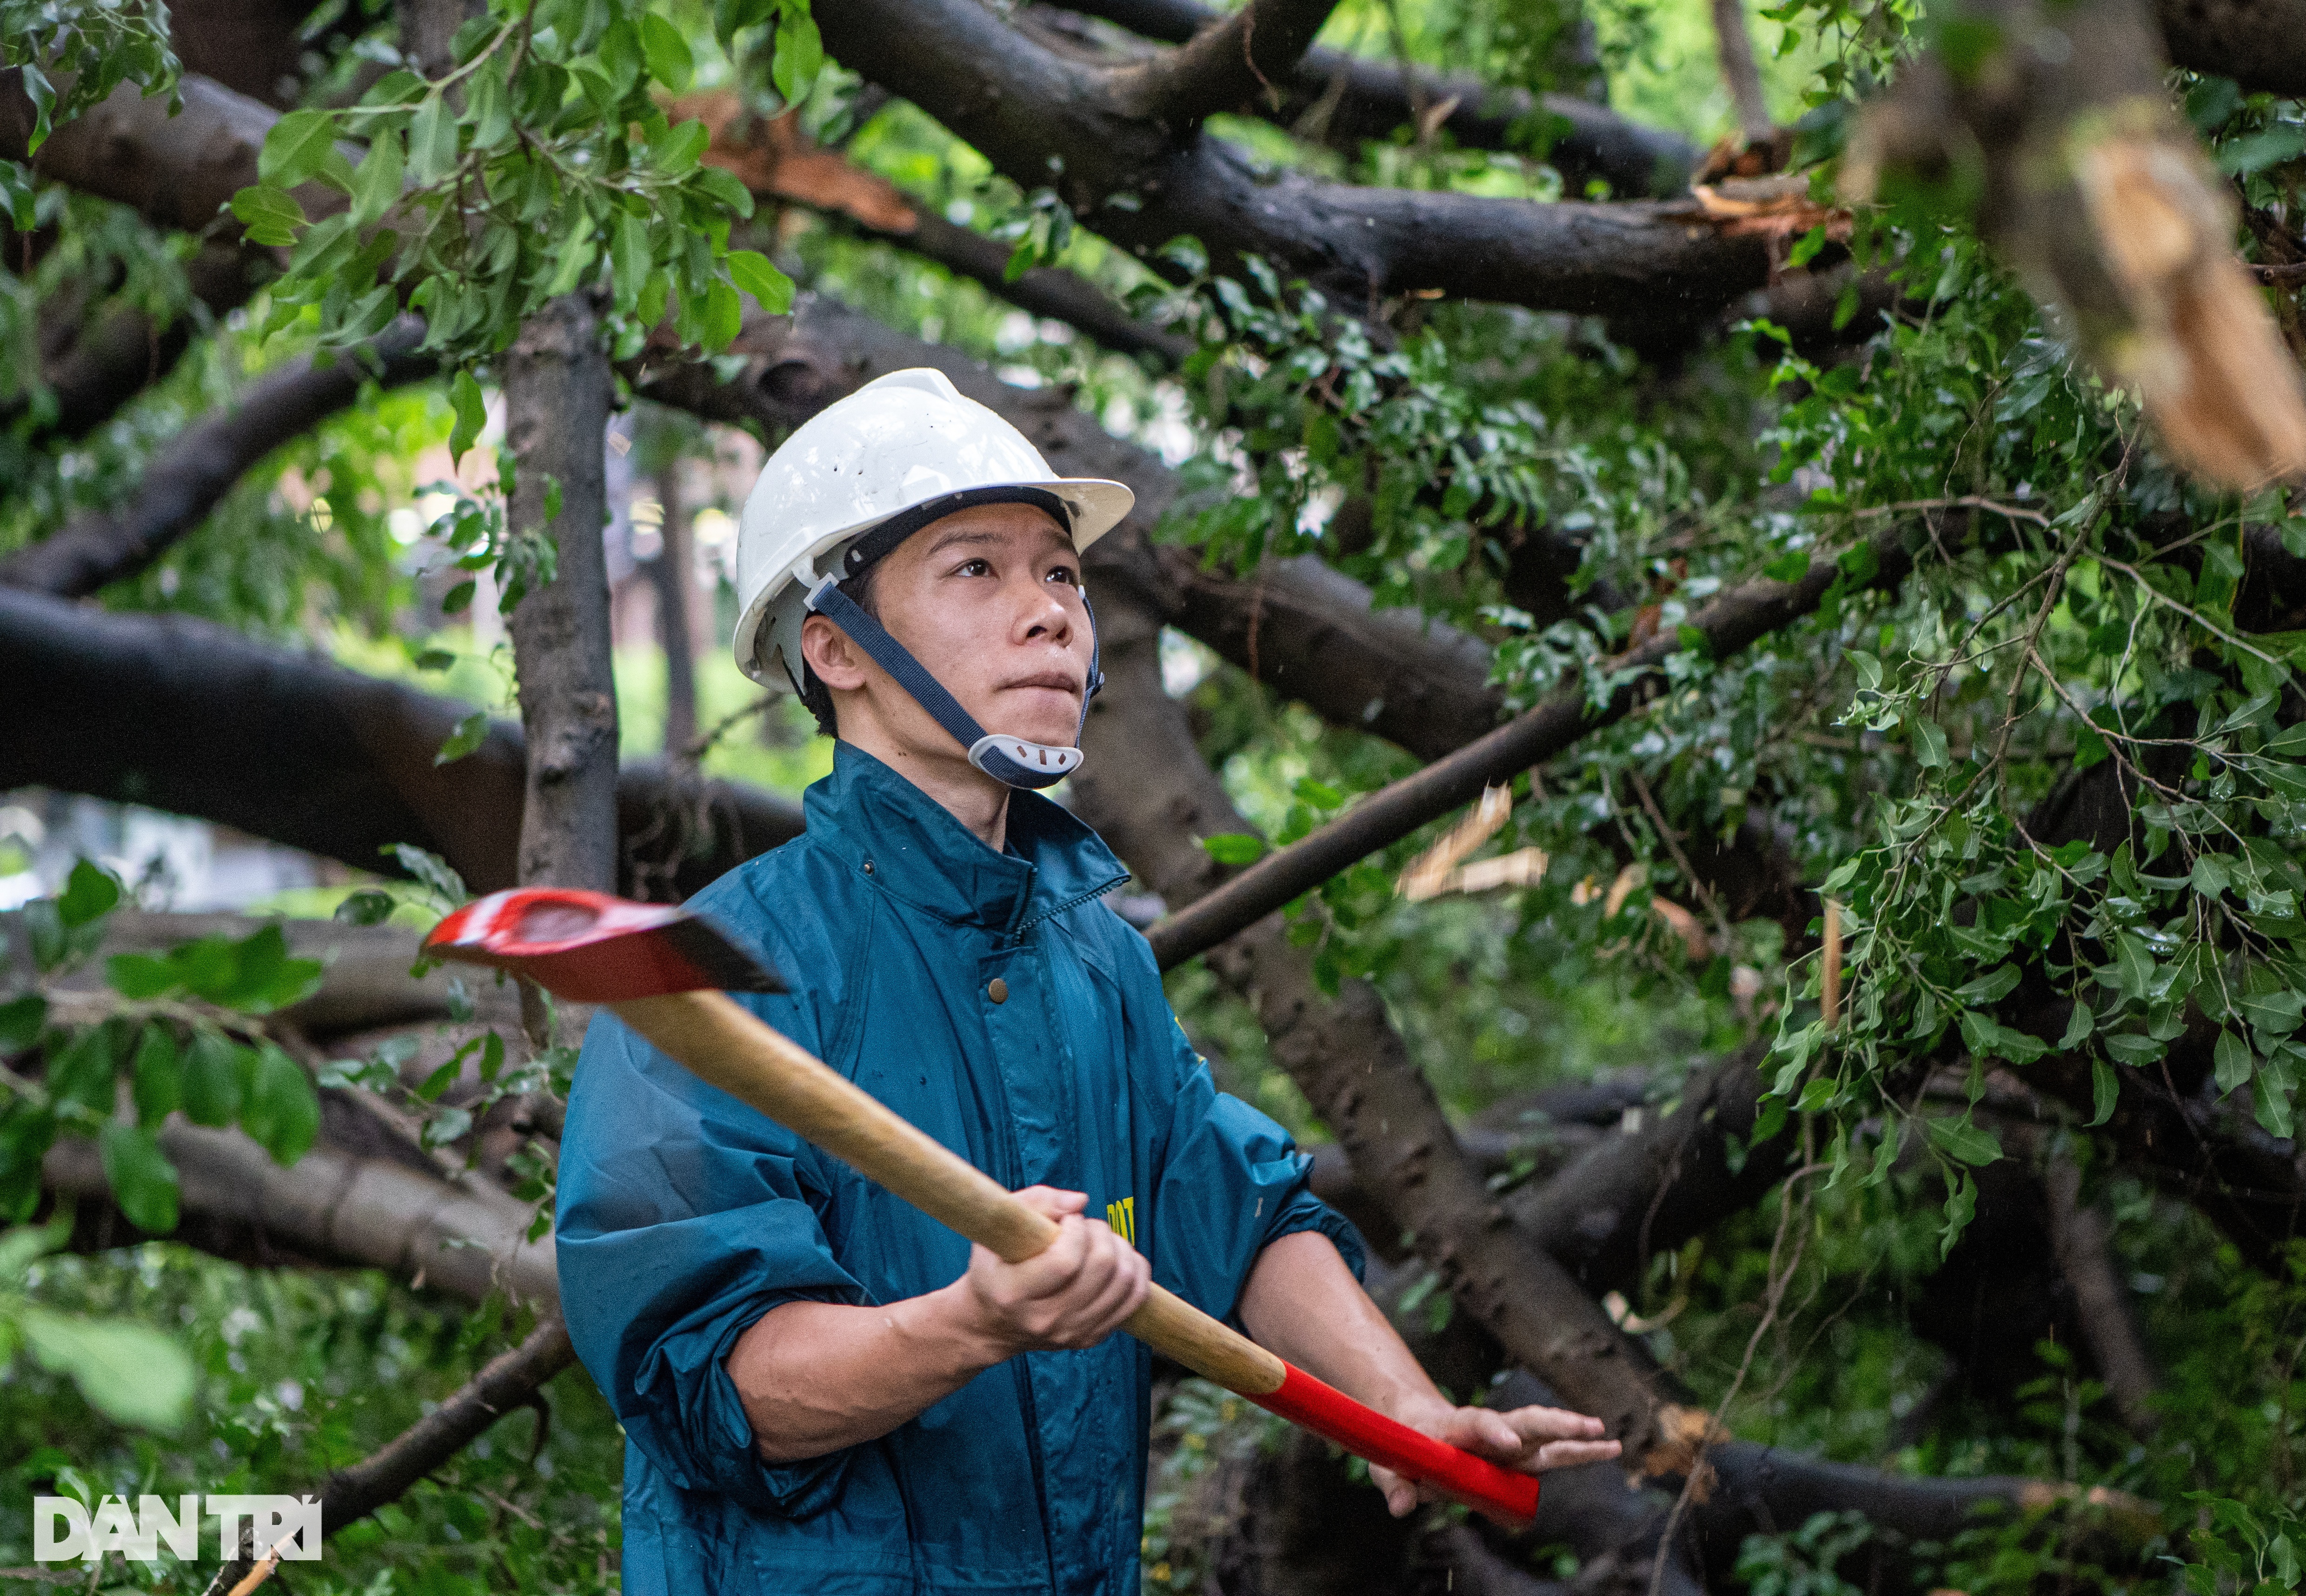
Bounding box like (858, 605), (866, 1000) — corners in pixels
(1004, 672), (1083, 697)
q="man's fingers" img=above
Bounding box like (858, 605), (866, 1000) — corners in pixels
(1369, 1464), (1418, 1518)
(1013, 1185), (1089, 1221)
(1532, 1438), (1624, 1470)
(1497, 1404), (1611, 1444)
(1012, 1213), (1093, 1298)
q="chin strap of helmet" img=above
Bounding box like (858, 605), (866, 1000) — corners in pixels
(805, 577), (1104, 791)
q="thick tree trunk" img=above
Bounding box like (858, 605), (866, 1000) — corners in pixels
(503, 296), (620, 898)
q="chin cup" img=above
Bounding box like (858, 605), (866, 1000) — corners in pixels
(970, 736), (1084, 786)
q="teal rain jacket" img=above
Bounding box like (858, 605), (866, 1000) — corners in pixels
(556, 745), (1362, 1596)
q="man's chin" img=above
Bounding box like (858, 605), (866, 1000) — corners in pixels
(979, 716), (1083, 754)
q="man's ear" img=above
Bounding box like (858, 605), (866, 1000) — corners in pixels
(799, 612), (869, 692)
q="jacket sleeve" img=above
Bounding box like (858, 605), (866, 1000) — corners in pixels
(555, 1004), (869, 1520)
(1133, 958), (1366, 1325)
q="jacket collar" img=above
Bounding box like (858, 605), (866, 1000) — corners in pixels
(803, 742), (1128, 937)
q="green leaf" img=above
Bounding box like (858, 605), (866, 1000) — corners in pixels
(56, 860), (120, 929)
(349, 126), (404, 227)
(0, 994), (45, 1054)
(382, 844), (469, 906)
(467, 60), (512, 146)
(241, 1044), (319, 1166)
(48, 1025), (120, 1117)
(0, 159), (36, 230)
(99, 1120), (179, 1232)
(1763, 549), (1810, 583)
(407, 93), (458, 186)
(2102, 1031), (2165, 1068)
(639, 12), (697, 93)
(2214, 1028), (2255, 1096)
(701, 277), (743, 351)
(611, 210), (651, 311)
(16, 1303), (195, 1430)
(258, 108), (339, 188)
(651, 117), (710, 175)
(1925, 1115), (2003, 1166)
(230, 183), (306, 247)
(436, 710), (491, 766)
(105, 952), (179, 1001)
(449, 368), (487, 465)
(130, 1029), (179, 1125)
(2090, 1057), (2117, 1126)
(1954, 964), (2020, 1004)
(1199, 833), (1268, 866)
(1911, 718), (1949, 770)
(1787, 223), (1828, 269)
(725, 248), (794, 314)
(181, 1031), (247, 1127)
(335, 890), (397, 927)
(2060, 1000), (2095, 1048)
(771, 4), (825, 105)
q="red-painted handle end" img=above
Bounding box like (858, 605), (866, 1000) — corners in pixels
(1252, 1363), (1541, 1524)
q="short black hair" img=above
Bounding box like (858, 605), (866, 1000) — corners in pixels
(795, 559), (880, 738)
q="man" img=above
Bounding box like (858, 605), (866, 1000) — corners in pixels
(556, 370), (1619, 1596)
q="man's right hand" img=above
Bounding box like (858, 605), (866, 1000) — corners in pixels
(949, 1185), (1151, 1355)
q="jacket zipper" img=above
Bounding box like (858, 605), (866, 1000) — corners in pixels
(978, 967), (1065, 1596)
(1007, 871), (1128, 946)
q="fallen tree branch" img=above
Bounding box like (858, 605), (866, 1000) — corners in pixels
(316, 1315), (575, 1530)
(1108, 0), (1348, 127)
(0, 585), (801, 896)
(43, 1118), (558, 1308)
(1145, 529), (1914, 967)
(1038, 0), (1699, 196)
(812, 0), (1773, 319)
(0, 323), (436, 597)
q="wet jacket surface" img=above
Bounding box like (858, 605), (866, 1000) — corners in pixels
(556, 744), (1361, 1596)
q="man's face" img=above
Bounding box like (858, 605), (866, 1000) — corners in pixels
(801, 502), (1091, 755)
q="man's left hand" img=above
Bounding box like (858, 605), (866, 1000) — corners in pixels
(1370, 1400), (1623, 1518)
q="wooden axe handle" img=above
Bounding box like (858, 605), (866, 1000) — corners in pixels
(610, 990), (1539, 1523)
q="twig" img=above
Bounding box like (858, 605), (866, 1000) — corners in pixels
(1841, 494), (2052, 528)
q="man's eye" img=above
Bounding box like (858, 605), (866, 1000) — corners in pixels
(1047, 567), (1078, 585)
(957, 559), (992, 577)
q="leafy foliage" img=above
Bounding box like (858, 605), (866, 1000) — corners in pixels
(228, 0), (806, 365)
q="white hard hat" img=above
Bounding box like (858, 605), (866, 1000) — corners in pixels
(732, 367), (1135, 691)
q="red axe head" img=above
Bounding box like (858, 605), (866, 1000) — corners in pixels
(423, 888), (786, 1004)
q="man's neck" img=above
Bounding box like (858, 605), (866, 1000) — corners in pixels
(841, 733), (1012, 853)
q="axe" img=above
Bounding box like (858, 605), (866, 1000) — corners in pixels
(425, 886), (1540, 1523)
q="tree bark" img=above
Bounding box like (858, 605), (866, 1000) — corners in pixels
(650, 465), (702, 760)
(315, 1317), (576, 1532)
(811, 0), (1774, 321)
(2151, 0), (2306, 95)
(0, 585), (799, 896)
(2044, 1154), (2162, 1436)
(1041, 0), (1698, 194)
(502, 296), (620, 898)
(42, 1119), (558, 1308)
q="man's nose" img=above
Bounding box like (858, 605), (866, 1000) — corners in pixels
(1017, 579), (1078, 641)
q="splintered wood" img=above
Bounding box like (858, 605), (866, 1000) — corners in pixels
(1396, 784), (1519, 901)
(2073, 133), (2306, 489)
